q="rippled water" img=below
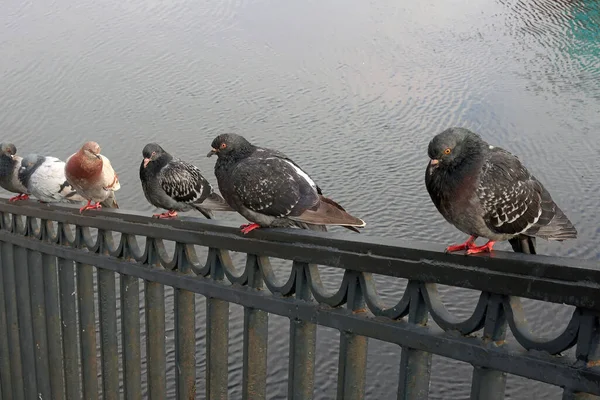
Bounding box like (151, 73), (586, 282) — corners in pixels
(1, 0), (599, 398)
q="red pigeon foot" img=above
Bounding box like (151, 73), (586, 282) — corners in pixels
(445, 235), (477, 253)
(9, 193), (29, 202)
(153, 210), (178, 219)
(465, 240), (495, 255)
(79, 200), (102, 213)
(240, 223), (261, 234)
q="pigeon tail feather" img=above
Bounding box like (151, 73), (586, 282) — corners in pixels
(197, 192), (233, 212)
(100, 192), (119, 209)
(191, 192), (234, 219)
(529, 205), (577, 241)
(191, 204), (213, 219)
(508, 235), (537, 255)
(288, 195), (365, 231)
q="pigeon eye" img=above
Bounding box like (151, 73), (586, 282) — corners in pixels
(151, 151), (156, 157)
(444, 148), (451, 155)
(220, 143), (227, 149)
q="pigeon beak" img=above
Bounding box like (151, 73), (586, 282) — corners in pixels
(207, 148), (217, 157)
(143, 158), (150, 168)
(95, 154), (101, 159)
(10, 155), (14, 160)
(430, 159), (440, 167)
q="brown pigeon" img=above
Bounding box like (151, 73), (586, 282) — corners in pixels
(65, 141), (120, 213)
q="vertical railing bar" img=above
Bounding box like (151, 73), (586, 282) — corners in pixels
(145, 238), (167, 400)
(145, 279), (166, 399)
(58, 257), (82, 400)
(206, 248), (229, 400)
(28, 250), (52, 399)
(397, 281), (432, 400)
(1, 242), (25, 400)
(77, 263), (99, 399)
(98, 268), (120, 400)
(288, 262), (316, 400)
(470, 293), (507, 400)
(43, 253), (66, 399)
(336, 272), (368, 400)
(242, 255), (268, 400)
(14, 246), (38, 399)
(0, 242), (15, 399)
(175, 244), (196, 400)
(121, 273), (142, 400)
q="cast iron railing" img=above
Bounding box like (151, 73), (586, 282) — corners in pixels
(0, 197), (598, 400)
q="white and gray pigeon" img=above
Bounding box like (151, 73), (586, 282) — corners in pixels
(139, 143), (232, 219)
(18, 154), (87, 203)
(207, 133), (366, 234)
(425, 127), (577, 255)
(0, 143), (30, 201)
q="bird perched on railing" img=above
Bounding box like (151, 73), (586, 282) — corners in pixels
(425, 127), (577, 255)
(0, 143), (30, 202)
(65, 141), (120, 213)
(207, 133), (365, 234)
(139, 143), (232, 219)
(18, 154), (87, 203)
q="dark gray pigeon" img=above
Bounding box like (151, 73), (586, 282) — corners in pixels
(0, 143), (29, 201)
(207, 133), (365, 234)
(425, 127), (576, 255)
(140, 143), (232, 219)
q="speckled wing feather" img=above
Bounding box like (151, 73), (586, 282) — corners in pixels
(159, 160), (211, 204)
(477, 148), (576, 240)
(232, 156), (319, 218)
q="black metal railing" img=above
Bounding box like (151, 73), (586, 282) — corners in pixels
(0, 197), (598, 400)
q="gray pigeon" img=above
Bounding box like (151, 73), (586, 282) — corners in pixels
(0, 143), (29, 201)
(140, 143), (232, 219)
(207, 133), (365, 234)
(19, 154), (87, 203)
(425, 127), (576, 255)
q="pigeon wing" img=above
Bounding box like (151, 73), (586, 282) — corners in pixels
(476, 148), (544, 236)
(159, 160), (212, 204)
(232, 156), (319, 218)
(100, 155), (121, 191)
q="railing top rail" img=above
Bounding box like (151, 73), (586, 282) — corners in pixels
(1, 197), (599, 310)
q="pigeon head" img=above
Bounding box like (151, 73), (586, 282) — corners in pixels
(20, 154), (39, 171)
(141, 143), (167, 168)
(80, 141), (101, 160)
(427, 127), (485, 170)
(207, 133), (254, 159)
(0, 143), (17, 158)
(18, 154), (43, 186)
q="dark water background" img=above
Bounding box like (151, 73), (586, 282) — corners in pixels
(1, 0), (600, 398)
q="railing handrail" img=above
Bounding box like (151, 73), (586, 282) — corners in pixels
(1, 197), (599, 310)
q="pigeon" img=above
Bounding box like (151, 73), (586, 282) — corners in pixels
(425, 127), (577, 255)
(65, 141), (120, 213)
(207, 133), (365, 234)
(139, 143), (232, 219)
(18, 154), (87, 203)
(0, 143), (30, 201)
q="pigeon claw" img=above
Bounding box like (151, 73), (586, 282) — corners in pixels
(9, 193), (29, 202)
(445, 235), (477, 253)
(240, 223), (261, 234)
(79, 200), (102, 213)
(465, 241), (496, 255)
(153, 210), (178, 219)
